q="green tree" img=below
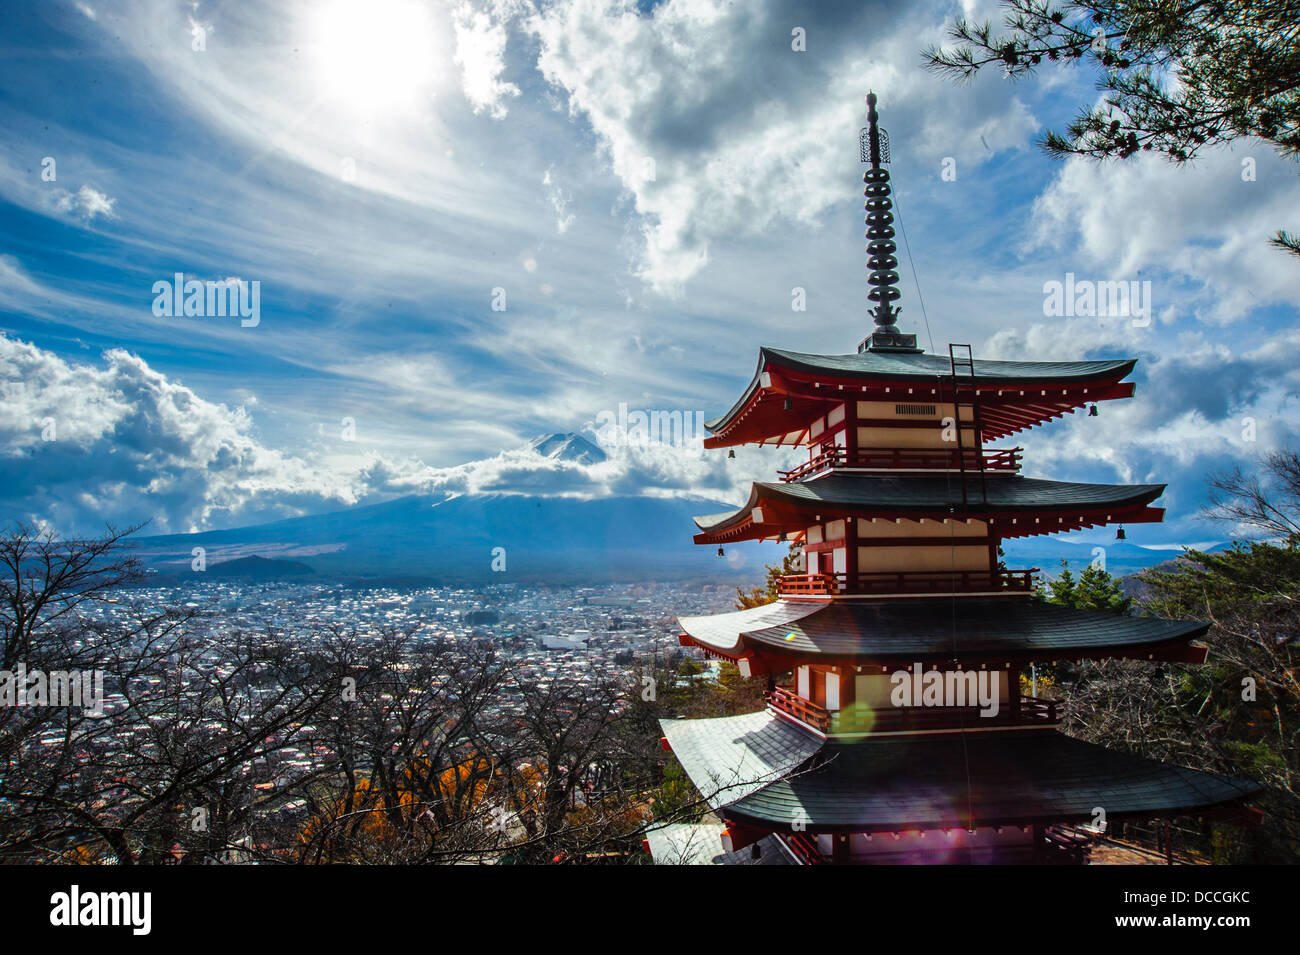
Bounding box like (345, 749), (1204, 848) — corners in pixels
(1068, 541), (1300, 862)
(1041, 559), (1134, 614)
(925, 0), (1300, 259)
(1058, 450), (1300, 862)
(734, 543), (803, 609)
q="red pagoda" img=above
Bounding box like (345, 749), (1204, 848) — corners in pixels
(649, 93), (1261, 866)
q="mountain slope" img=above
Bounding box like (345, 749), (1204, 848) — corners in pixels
(128, 492), (773, 583)
(528, 432), (606, 465)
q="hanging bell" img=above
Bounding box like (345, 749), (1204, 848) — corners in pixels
(1115, 526), (1126, 540)
(779, 530), (788, 542)
(728, 449), (735, 459)
(717, 546), (725, 557)
(1088, 404), (1098, 417)
(783, 397), (794, 411)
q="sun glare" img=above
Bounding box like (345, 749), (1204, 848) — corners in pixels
(306, 0), (442, 117)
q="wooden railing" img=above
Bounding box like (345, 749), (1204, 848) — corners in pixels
(783, 832), (827, 865)
(829, 693), (1062, 733)
(767, 685), (831, 732)
(780, 446), (1022, 482)
(769, 688), (1062, 735)
(778, 573), (843, 596)
(778, 568), (1039, 598)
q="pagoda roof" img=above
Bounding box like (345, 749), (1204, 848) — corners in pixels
(643, 823), (725, 864)
(757, 346), (1134, 387)
(720, 729), (1262, 831)
(678, 597), (1210, 665)
(693, 473), (1165, 542)
(704, 347), (1138, 446)
(660, 709), (822, 811)
(643, 823), (797, 865)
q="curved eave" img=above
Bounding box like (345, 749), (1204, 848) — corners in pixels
(678, 600), (826, 659)
(678, 597), (1211, 666)
(703, 348), (1138, 447)
(692, 477), (1166, 544)
(720, 730), (1262, 832)
(762, 347), (1136, 382)
(659, 710), (823, 811)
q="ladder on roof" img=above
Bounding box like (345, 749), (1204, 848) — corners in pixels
(948, 343), (987, 509)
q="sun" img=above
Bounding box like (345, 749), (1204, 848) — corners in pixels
(305, 0), (442, 118)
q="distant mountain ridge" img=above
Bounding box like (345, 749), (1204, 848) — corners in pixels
(128, 430), (769, 584)
(128, 492), (771, 585)
(1002, 536), (1227, 578)
(124, 431), (1216, 587)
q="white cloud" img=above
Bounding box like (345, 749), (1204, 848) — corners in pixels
(0, 337), (778, 535)
(527, 0), (1039, 293)
(452, 1), (521, 119)
(543, 165), (575, 233)
(982, 319), (1300, 537)
(52, 184), (116, 221)
(0, 336), (357, 534)
(1026, 145), (1300, 324)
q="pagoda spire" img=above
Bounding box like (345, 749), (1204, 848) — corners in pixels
(858, 92), (920, 354)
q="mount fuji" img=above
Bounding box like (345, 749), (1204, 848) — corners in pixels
(126, 433), (773, 585)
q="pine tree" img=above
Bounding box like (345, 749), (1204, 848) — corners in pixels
(1041, 559), (1133, 614)
(925, 0), (1300, 261)
(734, 543), (803, 609)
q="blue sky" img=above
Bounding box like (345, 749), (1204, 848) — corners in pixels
(1, 0), (1297, 547)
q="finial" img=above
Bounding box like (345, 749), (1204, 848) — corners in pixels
(862, 93), (900, 331)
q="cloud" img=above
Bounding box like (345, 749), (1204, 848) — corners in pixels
(0, 338), (778, 536)
(542, 165), (575, 233)
(1026, 145), (1300, 324)
(526, 0), (1039, 292)
(3, 0), (1296, 549)
(51, 184), (116, 221)
(0, 336), (358, 534)
(982, 318), (1300, 536)
(452, 1), (522, 118)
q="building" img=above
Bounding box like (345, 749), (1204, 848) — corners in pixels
(652, 93), (1261, 865)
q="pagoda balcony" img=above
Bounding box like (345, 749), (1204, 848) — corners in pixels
(779, 446), (1022, 482)
(777, 568), (1039, 598)
(767, 685), (831, 732)
(767, 685), (1063, 736)
(828, 694), (1064, 734)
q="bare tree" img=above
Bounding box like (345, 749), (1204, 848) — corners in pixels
(1206, 450), (1300, 542)
(0, 521), (145, 671)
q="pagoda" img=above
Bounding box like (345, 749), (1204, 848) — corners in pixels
(649, 93), (1261, 866)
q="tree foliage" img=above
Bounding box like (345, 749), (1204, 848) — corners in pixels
(1051, 451), (1300, 862)
(1041, 559), (1134, 614)
(0, 523), (774, 865)
(925, 0), (1300, 259)
(735, 543), (802, 609)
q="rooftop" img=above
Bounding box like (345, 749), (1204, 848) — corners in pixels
(693, 473), (1165, 542)
(677, 596), (1209, 664)
(660, 712), (1261, 833)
